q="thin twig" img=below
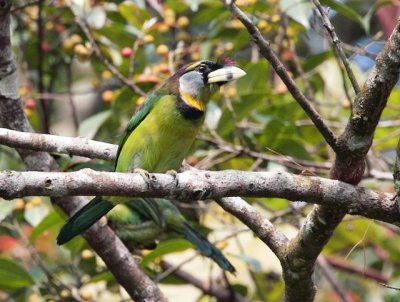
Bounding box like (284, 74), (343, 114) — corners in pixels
(228, 3), (338, 152)
(312, 0), (361, 94)
(325, 256), (389, 284)
(10, 0), (39, 12)
(37, 0), (50, 133)
(128, 39), (142, 79)
(199, 133), (332, 172)
(281, 14), (316, 102)
(317, 257), (352, 302)
(66, 63), (79, 134)
(160, 261), (248, 302)
(11, 220), (85, 302)
(68, 5), (146, 97)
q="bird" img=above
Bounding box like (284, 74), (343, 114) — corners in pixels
(107, 198), (236, 273)
(56, 59), (246, 272)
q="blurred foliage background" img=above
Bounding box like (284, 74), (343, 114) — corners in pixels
(1, 0), (400, 301)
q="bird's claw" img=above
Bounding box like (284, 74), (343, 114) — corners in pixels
(166, 169), (179, 187)
(134, 168), (151, 188)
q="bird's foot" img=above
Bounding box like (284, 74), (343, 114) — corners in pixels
(166, 169), (179, 187)
(134, 168), (151, 188)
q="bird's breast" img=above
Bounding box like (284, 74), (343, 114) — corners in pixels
(116, 98), (204, 173)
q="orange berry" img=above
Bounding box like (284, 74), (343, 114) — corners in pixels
(101, 70), (113, 81)
(164, 9), (176, 26)
(136, 96), (146, 106)
(101, 90), (114, 103)
(14, 199), (25, 211)
(158, 63), (170, 74)
(81, 249), (94, 259)
(74, 44), (91, 61)
(143, 34), (154, 43)
(158, 22), (170, 33)
(30, 197), (42, 206)
(156, 44), (169, 56)
(186, 155), (199, 165)
(177, 16), (189, 28)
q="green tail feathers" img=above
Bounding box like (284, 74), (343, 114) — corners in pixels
(57, 197), (114, 245)
(183, 222), (236, 273)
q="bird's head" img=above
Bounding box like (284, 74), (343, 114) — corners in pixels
(169, 59), (246, 113)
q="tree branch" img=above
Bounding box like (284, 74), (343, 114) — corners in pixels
(68, 4), (146, 97)
(228, 3), (338, 151)
(0, 127), (332, 173)
(217, 197), (288, 260)
(317, 257), (352, 302)
(160, 261), (249, 302)
(0, 169), (397, 224)
(0, 127), (117, 161)
(284, 18), (400, 302)
(324, 255), (389, 284)
(227, 4), (400, 301)
(333, 19), (400, 183)
(312, 0), (361, 94)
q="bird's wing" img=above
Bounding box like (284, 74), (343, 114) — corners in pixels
(125, 198), (165, 228)
(57, 196), (114, 245)
(114, 91), (162, 170)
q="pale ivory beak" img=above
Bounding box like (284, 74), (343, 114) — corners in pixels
(207, 66), (246, 84)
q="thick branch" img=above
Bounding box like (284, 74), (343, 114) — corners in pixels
(0, 169), (398, 224)
(228, 4), (400, 300)
(285, 18), (400, 302)
(217, 197), (288, 259)
(333, 19), (400, 183)
(0, 127), (289, 258)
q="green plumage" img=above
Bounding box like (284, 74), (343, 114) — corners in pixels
(57, 60), (246, 273)
(57, 197), (113, 245)
(108, 199), (236, 273)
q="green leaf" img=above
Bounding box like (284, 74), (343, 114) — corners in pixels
(30, 211), (64, 243)
(362, 0), (393, 33)
(205, 101), (222, 130)
(119, 2), (150, 29)
(274, 137), (312, 160)
(0, 199), (16, 222)
(302, 50), (334, 72)
(141, 239), (192, 267)
(91, 271), (114, 283)
(235, 254), (262, 273)
(237, 61), (269, 94)
(24, 203), (49, 227)
(320, 0), (366, 31)
(78, 110), (112, 139)
(87, 6), (107, 29)
(0, 258), (35, 292)
(97, 23), (139, 46)
(280, 0), (312, 29)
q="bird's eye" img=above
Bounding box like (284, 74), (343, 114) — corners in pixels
(198, 64), (207, 73)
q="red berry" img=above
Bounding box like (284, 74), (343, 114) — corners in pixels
(121, 47), (133, 58)
(25, 98), (36, 109)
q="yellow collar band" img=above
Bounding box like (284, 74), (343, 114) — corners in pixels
(179, 90), (206, 112)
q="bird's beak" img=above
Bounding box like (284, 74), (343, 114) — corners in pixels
(207, 66), (246, 84)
